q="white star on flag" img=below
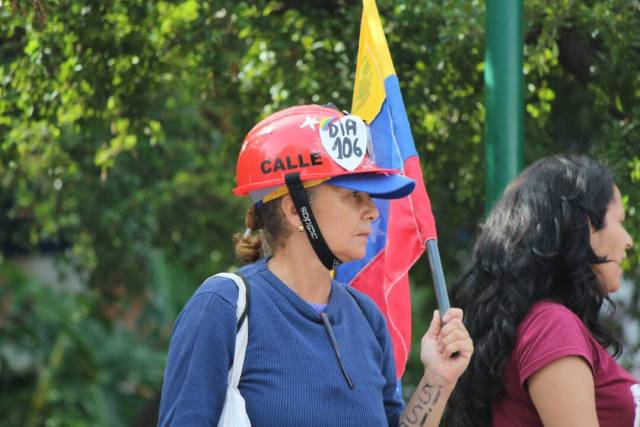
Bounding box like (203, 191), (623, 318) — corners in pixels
(257, 124), (276, 135)
(300, 117), (320, 131)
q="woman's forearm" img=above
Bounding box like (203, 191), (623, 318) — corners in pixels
(399, 374), (455, 427)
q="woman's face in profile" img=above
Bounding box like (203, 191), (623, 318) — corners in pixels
(310, 184), (379, 263)
(590, 186), (634, 293)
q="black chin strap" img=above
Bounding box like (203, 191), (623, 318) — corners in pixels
(284, 172), (342, 271)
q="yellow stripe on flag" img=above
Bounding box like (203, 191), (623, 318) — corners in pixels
(351, 0), (396, 122)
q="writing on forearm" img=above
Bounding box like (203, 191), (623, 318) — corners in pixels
(399, 383), (442, 427)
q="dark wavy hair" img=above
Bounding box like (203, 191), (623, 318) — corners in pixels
(444, 154), (621, 427)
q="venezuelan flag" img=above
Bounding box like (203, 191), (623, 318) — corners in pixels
(335, 0), (437, 378)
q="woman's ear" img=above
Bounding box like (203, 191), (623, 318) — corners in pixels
(280, 195), (301, 229)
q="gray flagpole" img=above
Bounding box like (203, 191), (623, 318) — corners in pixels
(426, 239), (451, 314)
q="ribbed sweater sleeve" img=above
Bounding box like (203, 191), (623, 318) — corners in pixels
(158, 280), (237, 426)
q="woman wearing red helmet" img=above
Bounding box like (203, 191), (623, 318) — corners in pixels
(158, 105), (473, 426)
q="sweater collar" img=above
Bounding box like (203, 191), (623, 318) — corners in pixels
(256, 257), (347, 322)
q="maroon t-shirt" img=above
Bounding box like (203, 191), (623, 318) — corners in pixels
(492, 301), (640, 427)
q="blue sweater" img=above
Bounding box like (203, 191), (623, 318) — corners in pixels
(158, 258), (404, 426)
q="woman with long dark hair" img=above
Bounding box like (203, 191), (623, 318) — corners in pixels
(445, 154), (638, 426)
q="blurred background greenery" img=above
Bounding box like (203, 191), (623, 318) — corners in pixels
(1, 0), (639, 425)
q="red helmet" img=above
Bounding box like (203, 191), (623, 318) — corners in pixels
(233, 104), (414, 202)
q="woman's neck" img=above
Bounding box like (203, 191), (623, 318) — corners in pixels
(267, 247), (332, 304)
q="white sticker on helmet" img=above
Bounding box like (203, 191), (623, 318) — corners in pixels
(319, 115), (369, 171)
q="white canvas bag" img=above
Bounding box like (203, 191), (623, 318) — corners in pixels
(216, 273), (251, 427)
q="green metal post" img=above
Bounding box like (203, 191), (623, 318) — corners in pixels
(484, 0), (524, 211)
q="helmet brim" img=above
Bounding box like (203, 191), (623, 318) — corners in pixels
(327, 173), (416, 199)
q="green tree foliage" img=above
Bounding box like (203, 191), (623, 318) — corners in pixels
(0, 0), (638, 425)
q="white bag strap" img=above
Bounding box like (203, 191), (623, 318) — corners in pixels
(214, 272), (249, 388)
